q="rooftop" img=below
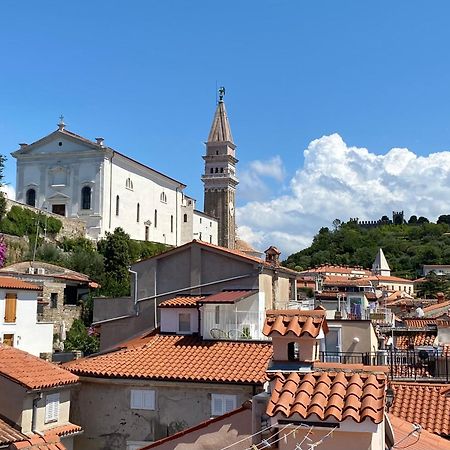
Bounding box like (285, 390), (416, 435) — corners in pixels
(66, 334), (272, 384)
(263, 309), (328, 337)
(159, 296), (204, 308)
(199, 290), (256, 304)
(0, 276), (41, 291)
(266, 370), (386, 423)
(390, 382), (450, 436)
(0, 344), (78, 390)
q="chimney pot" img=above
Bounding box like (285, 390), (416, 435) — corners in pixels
(19, 143), (28, 149)
(96, 137), (105, 147)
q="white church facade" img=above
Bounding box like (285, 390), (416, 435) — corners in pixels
(12, 122), (218, 245)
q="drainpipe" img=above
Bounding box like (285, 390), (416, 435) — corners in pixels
(32, 393), (43, 435)
(128, 269), (138, 315)
(154, 264), (158, 328)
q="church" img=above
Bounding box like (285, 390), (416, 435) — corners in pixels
(11, 90), (240, 249)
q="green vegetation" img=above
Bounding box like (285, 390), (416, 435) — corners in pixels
(63, 319), (99, 355)
(415, 272), (450, 298)
(284, 216), (450, 278)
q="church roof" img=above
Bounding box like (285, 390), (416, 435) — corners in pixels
(372, 248), (390, 273)
(207, 100), (234, 144)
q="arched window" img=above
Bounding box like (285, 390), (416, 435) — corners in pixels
(81, 186), (91, 210)
(170, 215), (174, 232)
(125, 178), (133, 190)
(183, 213), (188, 223)
(215, 168), (218, 173)
(136, 203), (140, 222)
(210, 168), (213, 174)
(116, 195), (120, 216)
(154, 209), (157, 228)
(26, 188), (36, 207)
(160, 192), (167, 203)
(220, 167), (224, 173)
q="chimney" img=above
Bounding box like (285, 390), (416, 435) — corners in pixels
(96, 137), (105, 147)
(264, 246), (281, 267)
(19, 143), (28, 149)
(437, 292), (445, 304)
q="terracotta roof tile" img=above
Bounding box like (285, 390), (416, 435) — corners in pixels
(266, 371), (386, 423)
(0, 418), (26, 445)
(0, 276), (41, 291)
(403, 318), (437, 328)
(47, 423), (83, 437)
(423, 300), (450, 317)
(263, 309), (328, 337)
(9, 433), (66, 450)
(300, 265), (371, 276)
(0, 344), (78, 389)
(200, 290), (256, 304)
(391, 382), (450, 436)
(389, 414), (450, 450)
(395, 332), (437, 349)
(159, 296), (204, 308)
(65, 334), (272, 384)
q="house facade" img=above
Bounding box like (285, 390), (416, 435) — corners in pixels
(0, 344), (81, 450)
(0, 276), (53, 356)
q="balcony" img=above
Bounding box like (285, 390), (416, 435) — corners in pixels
(322, 302), (394, 326)
(202, 309), (269, 341)
(320, 349), (450, 382)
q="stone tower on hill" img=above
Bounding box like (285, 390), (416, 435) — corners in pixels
(202, 88), (238, 249)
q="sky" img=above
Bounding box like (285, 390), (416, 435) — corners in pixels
(2, 1), (450, 256)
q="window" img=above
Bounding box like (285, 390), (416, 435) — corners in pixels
(215, 305), (220, 324)
(130, 389), (155, 410)
(136, 203), (140, 222)
(160, 192), (167, 203)
(81, 186), (91, 210)
(183, 214), (188, 223)
(4, 293), (17, 323)
(220, 168), (224, 173)
(126, 178), (133, 190)
(210, 168), (213, 174)
(199, 232), (202, 240)
(26, 189), (36, 207)
(200, 218), (202, 224)
(154, 209), (157, 228)
(215, 168), (218, 173)
(211, 394), (236, 416)
(287, 342), (299, 361)
(116, 195), (120, 216)
(145, 226), (149, 241)
(210, 235), (212, 243)
(2, 334), (14, 347)
(45, 393), (60, 423)
(50, 293), (58, 309)
(178, 313), (191, 333)
(170, 215), (173, 233)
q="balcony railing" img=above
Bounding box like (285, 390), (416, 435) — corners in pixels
(320, 349), (450, 381)
(333, 306), (394, 325)
(202, 310), (269, 341)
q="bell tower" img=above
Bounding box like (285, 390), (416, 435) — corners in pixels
(202, 87), (238, 249)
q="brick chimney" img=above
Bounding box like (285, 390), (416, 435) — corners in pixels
(437, 292), (445, 304)
(264, 246), (281, 267)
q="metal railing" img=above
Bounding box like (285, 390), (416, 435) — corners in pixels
(319, 349), (450, 382)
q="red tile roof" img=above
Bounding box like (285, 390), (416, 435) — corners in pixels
(395, 332), (436, 349)
(0, 276), (41, 291)
(390, 382), (450, 436)
(367, 275), (414, 283)
(0, 418), (26, 445)
(389, 415), (450, 450)
(66, 334), (272, 384)
(300, 265), (371, 276)
(159, 296), (204, 308)
(0, 345), (78, 389)
(266, 370), (386, 423)
(199, 290), (256, 304)
(48, 423), (83, 437)
(423, 300), (450, 316)
(263, 309), (328, 338)
(9, 433), (66, 450)
(403, 318), (437, 328)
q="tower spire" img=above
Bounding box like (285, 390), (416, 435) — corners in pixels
(207, 87), (234, 144)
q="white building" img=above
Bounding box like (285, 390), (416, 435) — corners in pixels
(12, 121), (218, 245)
(0, 276), (53, 356)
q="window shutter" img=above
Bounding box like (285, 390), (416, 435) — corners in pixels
(131, 390), (155, 410)
(45, 393), (60, 422)
(4, 294), (17, 323)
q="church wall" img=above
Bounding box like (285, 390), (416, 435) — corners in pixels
(192, 210), (218, 245)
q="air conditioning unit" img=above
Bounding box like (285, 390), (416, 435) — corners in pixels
(27, 267), (35, 274)
(37, 268), (46, 275)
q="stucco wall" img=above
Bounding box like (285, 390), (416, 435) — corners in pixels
(72, 378), (259, 450)
(327, 320), (379, 354)
(0, 376), (27, 427)
(0, 288), (53, 356)
(192, 211), (218, 245)
(160, 307), (199, 334)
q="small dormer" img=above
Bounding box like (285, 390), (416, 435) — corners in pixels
(264, 246), (281, 267)
(263, 309), (328, 364)
(159, 296), (203, 335)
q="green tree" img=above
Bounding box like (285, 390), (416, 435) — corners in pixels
(416, 273), (450, 298)
(408, 215), (418, 224)
(64, 319), (99, 355)
(438, 215), (450, 225)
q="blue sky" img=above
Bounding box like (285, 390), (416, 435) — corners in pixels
(2, 1), (450, 254)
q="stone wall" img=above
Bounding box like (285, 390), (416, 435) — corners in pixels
(5, 199), (86, 240)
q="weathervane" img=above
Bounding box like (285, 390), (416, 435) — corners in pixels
(218, 86), (226, 102)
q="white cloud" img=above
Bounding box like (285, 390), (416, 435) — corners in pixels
(1, 184), (15, 200)
(238, 155), (285, 201)
(236, 133), (450, 258)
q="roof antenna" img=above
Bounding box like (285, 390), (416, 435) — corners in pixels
(58, 114), (65, 131)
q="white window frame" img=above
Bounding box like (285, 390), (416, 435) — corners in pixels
(130, 389), (155, 410)
(211, 394), (237, 417)
(45, 393), (60, 423)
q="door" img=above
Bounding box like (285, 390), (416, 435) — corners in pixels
(52, 204), (66, 216)
(3, 334), (14, 346)
(324, 327), (342, 362)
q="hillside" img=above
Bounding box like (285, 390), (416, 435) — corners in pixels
(283, 219), (450, 279)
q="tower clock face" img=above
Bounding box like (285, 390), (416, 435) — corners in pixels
(228, 201), (234, 217)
